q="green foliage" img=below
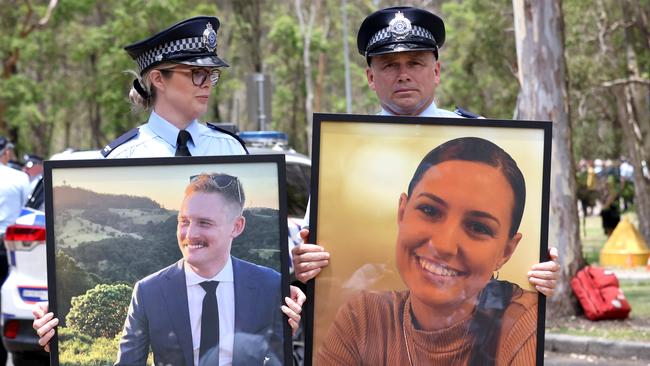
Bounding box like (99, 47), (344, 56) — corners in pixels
(1, 0), (647, 159)
(57, 327), (121, 366)
(440, 1), (519, 118)
(66, 214), (181, 284)
(56, 251), (98, 325)
(66, 283), (133, 339)
(563, 0), (649, 160)
(232, 207), (282, 271)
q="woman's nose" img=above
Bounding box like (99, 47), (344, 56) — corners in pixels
(427, 223), (460, 258)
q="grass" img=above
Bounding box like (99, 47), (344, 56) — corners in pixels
(622, 280), (650, 319)
(548, 323), (650, 342)
(548, 280), (650, 342)
(579, 212), (640, 265)
(547, 212), (650, 343)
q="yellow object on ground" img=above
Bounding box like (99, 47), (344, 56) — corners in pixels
(600, 218), (650, 268)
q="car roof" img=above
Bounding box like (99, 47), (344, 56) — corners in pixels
(49, 149), (103, 160)
(247, 147), (311, 166)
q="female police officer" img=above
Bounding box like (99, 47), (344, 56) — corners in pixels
(32, 16), (305, 359)
(101, 16), (246, 159)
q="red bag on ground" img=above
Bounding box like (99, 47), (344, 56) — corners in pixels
(570, 266), (631, 320)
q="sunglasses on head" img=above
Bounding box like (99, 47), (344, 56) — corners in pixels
(189, 174), (242, 204)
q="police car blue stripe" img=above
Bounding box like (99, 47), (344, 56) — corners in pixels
(33, 213), (46, 227)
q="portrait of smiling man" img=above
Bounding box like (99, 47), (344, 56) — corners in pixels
(117, 173), (289, 366)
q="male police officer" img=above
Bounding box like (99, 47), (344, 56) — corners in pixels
(292, 6), (560, 296)
(23, 154), (44, 190)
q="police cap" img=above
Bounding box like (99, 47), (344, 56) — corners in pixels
(23, 154), (44, 168)
(357, 7), (445, 59)
(0, 136), (14, 152)
(124, 16), (228, 75)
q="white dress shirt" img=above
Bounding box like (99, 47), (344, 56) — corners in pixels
(378, 100), (462, 118)
(185, 257), (235, 366)
(0, 164), (30, 234)
(108, 111), (246, 158)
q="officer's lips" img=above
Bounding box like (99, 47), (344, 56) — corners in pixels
(394, 88), (419, 96)
(196, 95), (210, 102)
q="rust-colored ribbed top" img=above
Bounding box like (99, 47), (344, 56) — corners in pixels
(316, 287), (538, 365)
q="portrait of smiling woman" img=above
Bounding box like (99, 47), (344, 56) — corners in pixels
(316, 137), (538, 366)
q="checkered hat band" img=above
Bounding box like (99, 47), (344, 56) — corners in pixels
(136, 37), (206, 71)
(367, 25), (435, 49)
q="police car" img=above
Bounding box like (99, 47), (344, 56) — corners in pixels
(2, 150), (101, 365)
(1, 138), (309, 364)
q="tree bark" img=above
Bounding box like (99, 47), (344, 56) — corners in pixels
(613, 0), (650, 243)
(513, 0), (584, 317)
(594, 0), (650, 244)
(294, 0), (319, 156)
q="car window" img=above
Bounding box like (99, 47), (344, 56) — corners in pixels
(286, 162), (310, 218)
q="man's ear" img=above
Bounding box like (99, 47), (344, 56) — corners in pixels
(496, 232), (522, 269)
(432, 60), (441, 86)
(230, 215), (246, 238)
(366, 66), (376, 91)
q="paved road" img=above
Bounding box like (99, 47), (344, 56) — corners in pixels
(546, 351), (650, 365)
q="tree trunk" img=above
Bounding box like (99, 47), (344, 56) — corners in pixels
(613, 0), (650, 243)
(294, 0), (319, 156)
(513, 0), (584, 318)
(596, 0), (650, 244)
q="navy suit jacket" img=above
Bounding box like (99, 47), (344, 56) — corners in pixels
(115, 257), (284, 366)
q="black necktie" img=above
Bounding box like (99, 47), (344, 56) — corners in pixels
(175, 130), (192, 156)
(199, 281), (219, 361)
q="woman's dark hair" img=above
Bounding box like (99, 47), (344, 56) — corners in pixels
(407, 137), (526, 238)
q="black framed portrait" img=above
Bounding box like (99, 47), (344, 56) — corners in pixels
(44, 154), (292, 366)
(306, 113), (552, 366)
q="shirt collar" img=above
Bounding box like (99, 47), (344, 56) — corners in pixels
(184, 256), (234, 287)
(378, 100), (438, 117)
(148, 111), (199, 148)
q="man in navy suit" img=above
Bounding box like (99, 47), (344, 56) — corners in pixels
(116, 173), (285, 366)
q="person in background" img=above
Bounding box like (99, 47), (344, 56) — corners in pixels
(22, 154), (44, 190)
(0, 136), (31, 365)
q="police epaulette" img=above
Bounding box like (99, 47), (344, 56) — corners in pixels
(101, 127), (140, 157)
(454, 106), (481, 119)
(206, 122), (249, 154)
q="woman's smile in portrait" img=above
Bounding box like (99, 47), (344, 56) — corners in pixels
(396, 160), (521, 325)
